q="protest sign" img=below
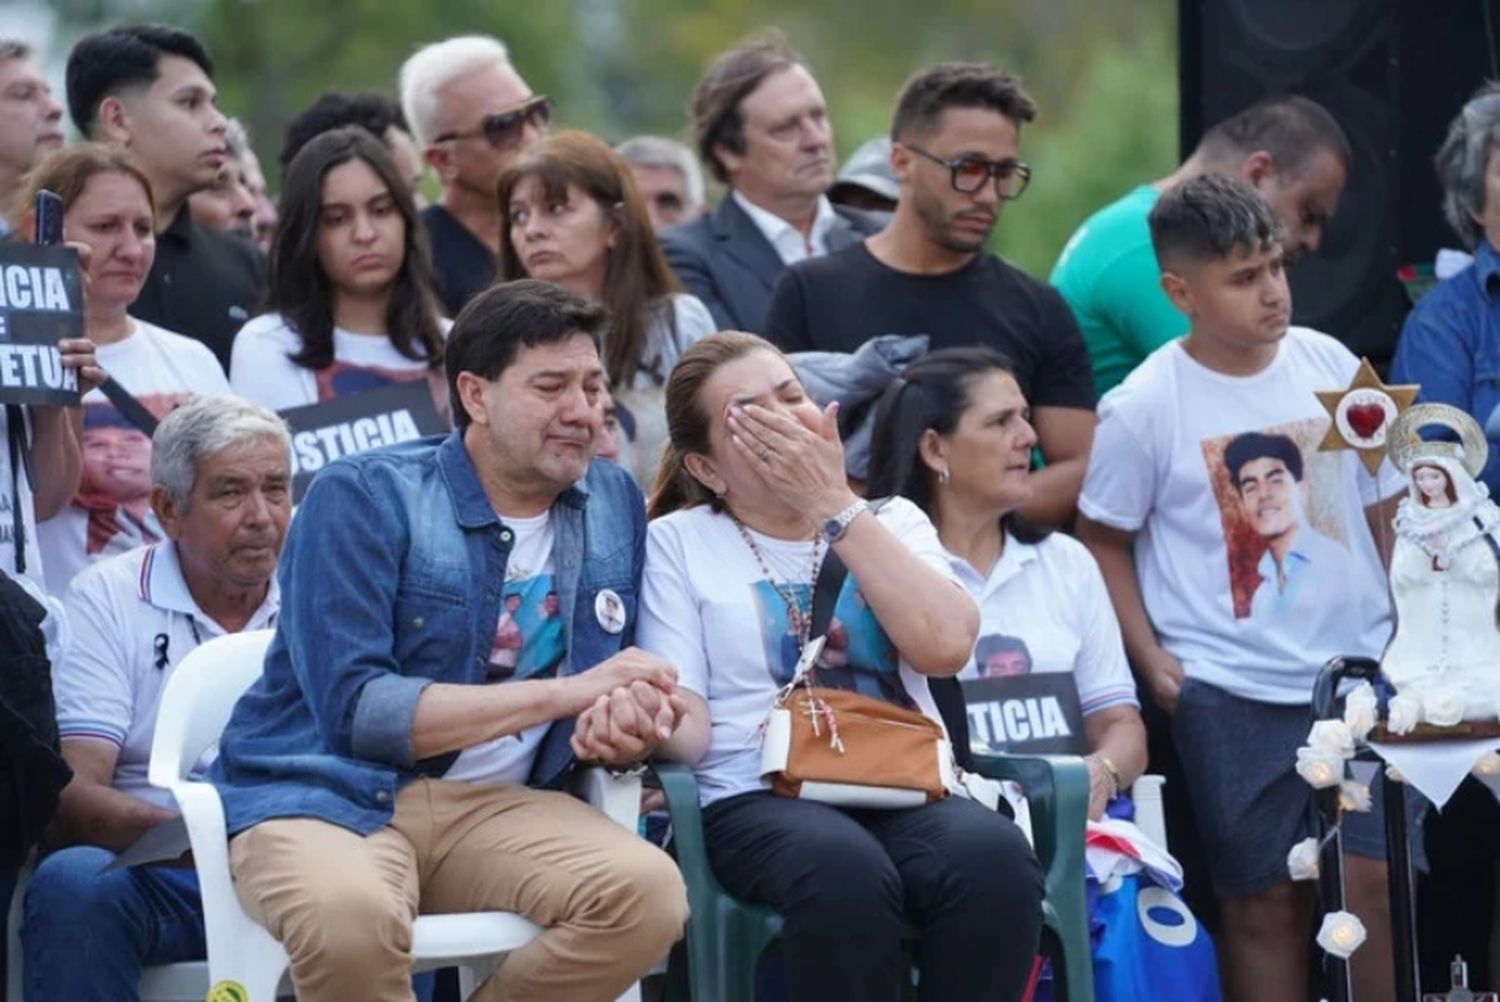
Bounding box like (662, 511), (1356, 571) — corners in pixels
(0, 243), (83, 406)
(960, 672), (1088, 755)
(278, 381), (445, 500)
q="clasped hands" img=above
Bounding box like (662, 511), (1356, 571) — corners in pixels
(568, 647), (688, 766)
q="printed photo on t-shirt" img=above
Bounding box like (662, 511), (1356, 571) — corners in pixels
(975, 633), (1034, 678)
(750, 577), (910, 707)
(1200, 416), (1350, 619)
(485, 572), (565, 682)
(78, 393), (188, 556)
(313, 361), (450, 425)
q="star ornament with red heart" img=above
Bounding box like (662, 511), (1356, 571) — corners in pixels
(1315, 358), (1419, 473)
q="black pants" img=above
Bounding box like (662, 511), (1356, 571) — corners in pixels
(703, 791), (1043, 1002)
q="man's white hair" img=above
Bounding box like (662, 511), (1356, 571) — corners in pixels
(399, 35), (512, 148)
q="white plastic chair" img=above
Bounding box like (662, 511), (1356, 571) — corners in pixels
(7, 628), (643, 1002)
(1130, 774), (1168, 848)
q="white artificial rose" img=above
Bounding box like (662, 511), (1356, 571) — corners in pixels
(1339, 780), (1372, 813)
(1342, 682), (1378, 740)
(1387, 693), (1423, 735)
(1295, 746), (1345, 790)
(1316, 911), (1367, 959)
(1307, 719), (1356, 759)
(1286, 837), (1320, 881)
(1385, 763), (1405, 783)
(1424, 686), (1467, 727)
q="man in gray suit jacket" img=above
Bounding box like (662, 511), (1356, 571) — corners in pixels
(660, 32), (885, 333)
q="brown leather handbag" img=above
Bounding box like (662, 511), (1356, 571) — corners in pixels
(758, 548), (953, 808)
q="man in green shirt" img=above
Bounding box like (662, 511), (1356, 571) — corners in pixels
(1051, 96), (1350, 394)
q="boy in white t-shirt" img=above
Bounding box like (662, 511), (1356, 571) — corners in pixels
(1076, 174), (1406, 1002)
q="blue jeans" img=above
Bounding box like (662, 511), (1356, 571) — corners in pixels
(21, 845), (205, 1002)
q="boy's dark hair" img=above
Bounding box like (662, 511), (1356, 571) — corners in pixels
(1224, 431), (1304, 487)
(280, 91), (410, 173)
(446, 280), (608, 429)
(1149, 174), (1285, 268)
(890, 62), (1037, 142)
(1197, 94), (1352, 177)
(690, 31), (802, 185)
(66, 24), (213, 137)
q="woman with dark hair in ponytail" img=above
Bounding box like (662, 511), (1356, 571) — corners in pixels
(866, 346), (1147, 821)
(639, 331), (1043, 1002)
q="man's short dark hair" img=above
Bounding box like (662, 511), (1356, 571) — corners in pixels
(280, 91), (410, 173)
(1197, 94), (1352, 177)
(690, 31), (801, 185)
(975, 633), (1032, 666)
(890, 62), (1037, 142)
(446, 280), (608, 429)
(66, 24), (213, 137)
(1149, 174), (1285, 268)
(1225, 431), (1304, 488)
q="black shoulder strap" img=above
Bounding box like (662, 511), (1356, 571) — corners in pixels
(98, 378), (159, 436)
(6, 404), (31, 576)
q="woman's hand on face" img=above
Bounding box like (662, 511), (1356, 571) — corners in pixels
(727, 400), (857, 521)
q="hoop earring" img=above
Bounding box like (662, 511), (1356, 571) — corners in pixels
(938, 467), (951, 485)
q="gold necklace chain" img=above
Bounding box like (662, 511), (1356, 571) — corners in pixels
(729, 514), (825, 648)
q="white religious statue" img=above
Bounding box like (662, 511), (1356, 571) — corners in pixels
(1380, 404), (1500, 722)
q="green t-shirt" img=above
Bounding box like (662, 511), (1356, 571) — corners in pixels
(1049, 185), (1188, 395)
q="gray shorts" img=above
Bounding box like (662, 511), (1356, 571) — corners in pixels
(1171, 676), (1426, 898)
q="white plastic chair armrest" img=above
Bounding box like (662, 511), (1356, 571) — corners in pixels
(170, 780), (287, 995)
(571, 767), (642, 831)
(1130, 773), (1168, 849)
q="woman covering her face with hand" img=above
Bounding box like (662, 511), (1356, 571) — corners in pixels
(230, 126), (449, 417)
(633, 331), (1042, 1002)
(498, 131), (715, 486)
(18, 143), (227, 596)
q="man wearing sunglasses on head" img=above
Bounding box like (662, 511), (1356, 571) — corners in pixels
(764, 62), (1096, 528)
(400, 35), (551, 316)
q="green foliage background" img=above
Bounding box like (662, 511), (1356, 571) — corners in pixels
(52, 0), (1179, 276)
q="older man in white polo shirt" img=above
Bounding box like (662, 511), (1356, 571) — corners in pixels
(19, 394), (290, 1002)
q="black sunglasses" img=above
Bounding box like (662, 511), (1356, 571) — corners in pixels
(434, 95), (553, 150)
(905, 144), (1032, 200)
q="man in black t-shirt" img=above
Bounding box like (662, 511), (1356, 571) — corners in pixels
(66, 25), (263, 372)
(765, 63), (1095, 526)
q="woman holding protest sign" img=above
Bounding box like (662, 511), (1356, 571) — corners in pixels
(497, 131), (715, 486)
(866, 345), (1145, 821)
(229, 126), (448, 418)
(13, 143), (226, 596)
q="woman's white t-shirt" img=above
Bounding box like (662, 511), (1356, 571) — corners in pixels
(637, 497), (961, 806)
(613, 293), (716, 487)
(228, 312), (447, 413)
(950, 530), (1138, 716)
(37, 317), (228, 596)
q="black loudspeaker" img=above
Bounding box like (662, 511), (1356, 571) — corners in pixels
(1179, 1), (1497, 369)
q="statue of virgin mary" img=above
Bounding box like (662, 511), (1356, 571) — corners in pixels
(1380, 404), (1500, 709)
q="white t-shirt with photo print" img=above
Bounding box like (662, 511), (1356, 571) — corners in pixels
(37, 317), (228, 597)
(637, 497), (963, 807)
(951, 530), (1139, 716)
(1079, 326), (1403, 704)
(444, 510), (567, 786)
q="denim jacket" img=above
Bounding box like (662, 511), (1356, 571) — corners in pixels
(1390, 240), (1500, 493)
(209, 430), (646, 836)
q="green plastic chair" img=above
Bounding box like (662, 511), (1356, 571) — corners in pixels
(651, 751), (1094, 1002)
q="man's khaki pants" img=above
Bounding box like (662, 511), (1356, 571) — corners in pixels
(228, 778), (688, 1002)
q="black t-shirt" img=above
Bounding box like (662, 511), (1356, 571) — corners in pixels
(422, 204), (496, 318)
(133, 207), (264, 372)
(764, 242), (1095, 410)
